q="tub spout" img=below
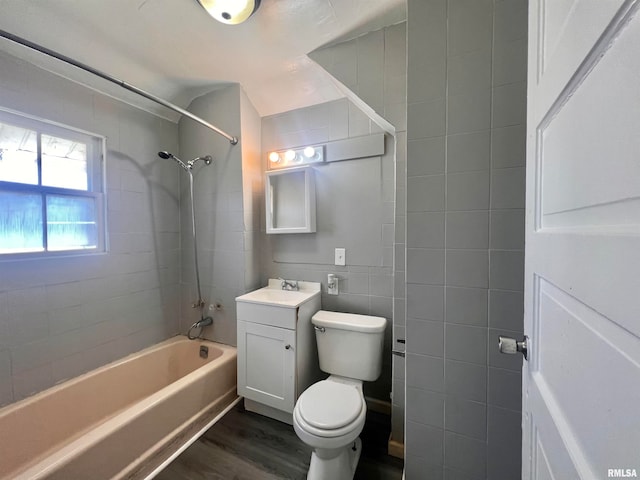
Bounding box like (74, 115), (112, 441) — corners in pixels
(187, 317), (213, 340)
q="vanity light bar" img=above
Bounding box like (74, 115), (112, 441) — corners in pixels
(267, 145), (325, 170)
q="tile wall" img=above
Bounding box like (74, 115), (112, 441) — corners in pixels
(310, 21), (408, 441)
(260, 98), (395, 402)
(405, 0), (527, 478)
(0, 51), (181, 406)
(177, 85), (262, 347)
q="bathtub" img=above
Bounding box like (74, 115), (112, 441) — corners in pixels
(0, 336), (238, 480)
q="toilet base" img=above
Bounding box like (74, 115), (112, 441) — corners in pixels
(307, 437), (362, 480)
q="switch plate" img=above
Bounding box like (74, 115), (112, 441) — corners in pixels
(334, 248), (346, 266)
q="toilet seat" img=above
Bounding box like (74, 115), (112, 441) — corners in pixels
(298, 380), (362, 430)
(294, 380), (366, 439)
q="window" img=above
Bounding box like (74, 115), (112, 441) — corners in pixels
(0, 109), (105, 257)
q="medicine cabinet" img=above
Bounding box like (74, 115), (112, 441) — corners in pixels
(265, 166), (316, 234)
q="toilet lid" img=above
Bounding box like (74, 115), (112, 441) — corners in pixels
(298, 381), (363, 430)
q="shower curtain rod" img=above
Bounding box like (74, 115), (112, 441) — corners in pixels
(0, 29), (238, 145)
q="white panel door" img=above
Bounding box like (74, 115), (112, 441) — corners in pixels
(524, 1), (640, 478)
(237, 320), (296, 412)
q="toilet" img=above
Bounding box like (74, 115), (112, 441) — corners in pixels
(293, 310), (386, 480)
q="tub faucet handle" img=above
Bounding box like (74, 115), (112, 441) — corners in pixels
(191, 299), (206, 309)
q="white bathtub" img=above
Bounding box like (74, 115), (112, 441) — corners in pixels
(0, 336), (238, 480)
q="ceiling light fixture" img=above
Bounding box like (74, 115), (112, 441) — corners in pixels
(195, 0), (261, 25)
(267, 145), (325, 170)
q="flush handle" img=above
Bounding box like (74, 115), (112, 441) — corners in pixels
(314, 326), (326, 333)
(498, 335), (528, 360)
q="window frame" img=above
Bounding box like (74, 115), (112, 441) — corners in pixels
(0, 107), (107, 260)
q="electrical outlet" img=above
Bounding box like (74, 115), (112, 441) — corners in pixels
(335, 248), (346, 266)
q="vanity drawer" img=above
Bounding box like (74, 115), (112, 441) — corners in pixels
(236, 301), (298, 329)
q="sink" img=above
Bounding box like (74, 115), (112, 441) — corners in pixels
(236, 280), (320, 308)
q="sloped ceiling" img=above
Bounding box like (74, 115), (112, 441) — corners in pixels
(0, 0), (406, 119)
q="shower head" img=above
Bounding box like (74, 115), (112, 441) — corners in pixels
(158, 151), (188, 171)
(157, 151), (212, 170)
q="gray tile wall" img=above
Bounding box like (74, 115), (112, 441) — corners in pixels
(260, 98), (395, 402)
(405, 0), (526, 478)
(386, 23), (409, 446)
(177, 85), (262, 347)
(311, 21), (408, 443)
(0, 51), (181, 406)
(240, 88), (263, 293)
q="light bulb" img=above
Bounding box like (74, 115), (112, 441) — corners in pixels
(268, 151), (280, 163)
(303, 146), (316, 158)
(284, 150), (296, 162)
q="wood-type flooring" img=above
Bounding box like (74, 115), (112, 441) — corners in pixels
(156, 402), (404, 480)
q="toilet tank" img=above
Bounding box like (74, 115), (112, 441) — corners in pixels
(312, 311), (386, 381)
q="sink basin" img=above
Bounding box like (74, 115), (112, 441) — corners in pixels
(236, 281), (320, 308)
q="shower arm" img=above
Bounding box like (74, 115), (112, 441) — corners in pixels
(188, 155), (213, 169)
(0, 29), (239, 146)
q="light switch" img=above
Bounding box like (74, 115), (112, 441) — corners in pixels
(335, 248), (346, 266)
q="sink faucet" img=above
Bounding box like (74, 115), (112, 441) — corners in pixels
(278, 277), (299, 291)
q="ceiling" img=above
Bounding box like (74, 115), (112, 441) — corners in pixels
(0, 0), (406, 120)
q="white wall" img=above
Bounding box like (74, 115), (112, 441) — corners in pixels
(0, 51), (181, 406)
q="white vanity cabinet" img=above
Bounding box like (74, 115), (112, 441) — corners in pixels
(237, 321), (296, 412)
(236, 280), (322, 424)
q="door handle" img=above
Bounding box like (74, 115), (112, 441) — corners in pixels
(498, 335), (528, 360)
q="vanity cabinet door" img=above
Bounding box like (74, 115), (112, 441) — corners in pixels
(237, 320), (296, 413)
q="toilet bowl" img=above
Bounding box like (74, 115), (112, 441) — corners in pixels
(293, 377), (366, 480)
(293, 311), (386, 480)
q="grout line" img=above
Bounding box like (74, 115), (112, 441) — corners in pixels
(442, 0), (450, 470)
(487, 0), (498, 465)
